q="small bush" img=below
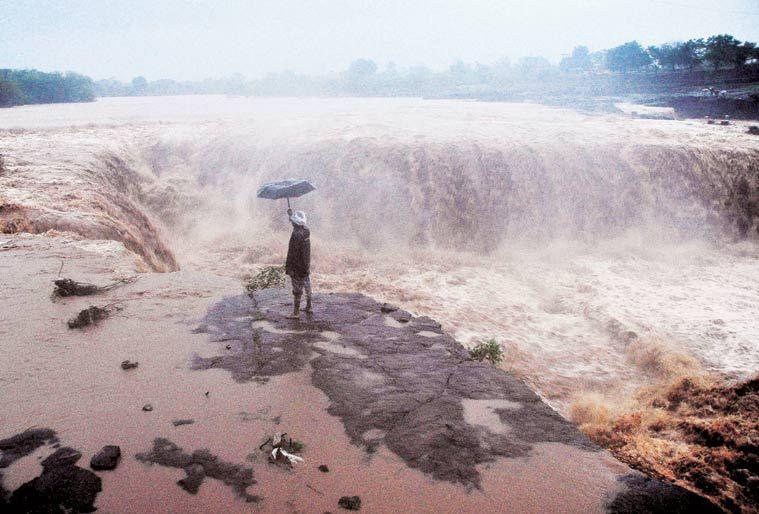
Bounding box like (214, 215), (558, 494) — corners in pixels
(469, 338), (503, 365)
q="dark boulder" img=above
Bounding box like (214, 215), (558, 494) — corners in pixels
(380, 303), (398, 313)
(90, 445), (121, 471)
(338, 495), (361, 510)
(9, 446), (101, 513)
(0, 428), (58, 468)
(41, 447), (82, 469)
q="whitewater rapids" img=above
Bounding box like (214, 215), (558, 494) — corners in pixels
(1, 96), (757, 412)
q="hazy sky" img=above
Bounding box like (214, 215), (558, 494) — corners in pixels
(3, 0), (759, 81)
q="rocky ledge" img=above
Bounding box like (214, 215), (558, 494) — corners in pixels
(193, 289), (720, 512)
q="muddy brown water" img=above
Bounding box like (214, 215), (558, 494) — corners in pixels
(2, 97), (758, 418)
(1, 97), (755, 512)
(0, 234), (722, 512)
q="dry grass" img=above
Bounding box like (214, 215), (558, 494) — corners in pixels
(244, 265), (286, 295)
(571, 374), (759, 513)
(625, 335), (701, 380)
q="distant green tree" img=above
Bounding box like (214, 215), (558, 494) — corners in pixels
(0, 78), (24, 107)
(606, 41), (652, 72)
(648, 44), (678, 70)
(490, 58), (512, 85)
(347, 59), (377, 80)
(571, 46), (592, 70)
(94, 78), (130, 96)
(449, 60), (479, 84)
(736, 41), (757, 68)
(0, 69), (94, 106)
(449, 60), (470, 76)
(590, 50), (607, 71)
(406, 65), (433, 89)
(474, 63), (493, 83)
(61, 72), (96, 102)
(704, 34), (742, 69)
(517, 56), (551, 77)
(675, 39), (705, 70)
(561, 45), (593, 72)
(131, 76), (148, 94)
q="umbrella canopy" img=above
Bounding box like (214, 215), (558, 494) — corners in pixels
(257, 179), (316, 200)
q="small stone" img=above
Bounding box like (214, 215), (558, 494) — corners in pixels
(121, 360), (138, 370)
(90, 445), (121, 471)
(318, 464), (329, 473)
(172, 419), (194, 427)
(225, 344), (231, 350)
(380, 303), (398, 313)
(142, 403), (153, 412)
(338, 495), (361, 510)
(67, 305), (109, 329)
(41, 447), (82, 469)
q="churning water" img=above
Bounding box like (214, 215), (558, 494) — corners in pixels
(1, 96), (758, 411)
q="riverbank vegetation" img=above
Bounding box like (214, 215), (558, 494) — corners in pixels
(253, 34), (759, 97)
(0, 70), (95, 107)
(3, 33), (758, 108)
(87, 32), (759, 100)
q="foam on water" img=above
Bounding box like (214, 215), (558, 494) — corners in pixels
(1, 96), (758, 413)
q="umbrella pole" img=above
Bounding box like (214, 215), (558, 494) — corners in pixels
(286, 197), (291, 210)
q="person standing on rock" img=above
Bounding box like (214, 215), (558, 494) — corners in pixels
(285, 208), (312, 318)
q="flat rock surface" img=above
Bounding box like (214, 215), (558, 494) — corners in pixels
(193, 289), (720, 511)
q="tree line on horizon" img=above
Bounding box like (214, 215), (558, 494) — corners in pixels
(2, 33), (758, 107)
(0, 69), (95, 108)
(256, 34), (759, 96)
(590, 34), (759, 73)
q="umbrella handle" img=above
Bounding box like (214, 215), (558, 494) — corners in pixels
(286, 197), (291, 210)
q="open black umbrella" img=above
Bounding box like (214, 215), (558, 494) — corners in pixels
(257, 179), (316, 209)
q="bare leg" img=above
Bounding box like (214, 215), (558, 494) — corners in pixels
(304, 276), (313, 313)
(287, 294), (301, 319)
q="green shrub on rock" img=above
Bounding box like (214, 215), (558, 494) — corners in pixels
(469, 338), (503, 365)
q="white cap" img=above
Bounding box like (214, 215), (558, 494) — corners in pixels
(290, 211), (307, 226)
